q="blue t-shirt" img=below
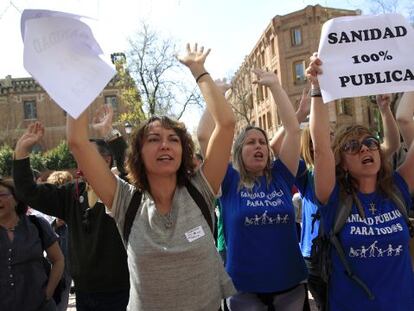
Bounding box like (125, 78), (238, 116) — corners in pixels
(321, 172), (414, 311)
(295, 160), (319, 258)
(221, 159), (308, 292)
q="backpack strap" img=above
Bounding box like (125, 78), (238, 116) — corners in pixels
(122, 181), (213, 245)
(122, 190), (143, 244)
(329, 190), (375, 300)
(185, 180), (213, 234)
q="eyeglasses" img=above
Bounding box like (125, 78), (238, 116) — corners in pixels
(342, 137), (380, 154)
(82, 208), (92, 233)
(0, 192), (12, 199)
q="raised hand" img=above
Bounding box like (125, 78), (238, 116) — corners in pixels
(305, 52), (322, 87)
(376, 94), (392, 111)
(92, 104), (114, 137)
(297, 87), (311, 122)
(251, 68), (279, 88)
(15, 122), (45, 159)
(177, 43), (211, 77)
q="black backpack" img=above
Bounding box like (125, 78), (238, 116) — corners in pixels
(311, 186), (414, 303)
(122, 180), (213, 245)
(29, 215), (66, 305)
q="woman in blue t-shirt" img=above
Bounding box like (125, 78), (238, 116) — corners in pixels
(306, 55), (414, 311)
(199, 69), (308, 310)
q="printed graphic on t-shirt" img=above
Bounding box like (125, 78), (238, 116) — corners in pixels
(240, 189), (290, 227)
(346, 210), (403, 236)
(244, 211), (289, 226)
(349, 241), (403, 258)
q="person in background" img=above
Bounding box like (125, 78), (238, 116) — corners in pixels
(46, 170), (75, 311)
(13, 108), (130, 311)
(0, 178), (64, 311)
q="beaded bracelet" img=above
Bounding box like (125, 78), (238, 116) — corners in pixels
(310, 87), (322, 97)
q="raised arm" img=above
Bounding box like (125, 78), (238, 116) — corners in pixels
(376, 94), (400, 159)
(396, 91), (414, 148)
(178, 44), (235, 193)
(252, 69), (301, 175)
(92, 104), (128, 180)
(197, 79), (231, 158)
(306, 54), (335, 204)
(270, 87), (310, 156)
(396, 91), (414, 193)
(67, 110), (117, 208)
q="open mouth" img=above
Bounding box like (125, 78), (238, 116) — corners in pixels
(361, 156), (374, 164)
(157, 155), (173, 162)
(254, 151), (264, 159)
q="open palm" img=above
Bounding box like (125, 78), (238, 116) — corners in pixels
(16, 122), (44, 152)
(177, 43), (210, 68)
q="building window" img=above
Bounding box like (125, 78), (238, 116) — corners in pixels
(270, 38), (275, 56)
(293, 61), (306, 84)
(291, 27), (302, 46)
(23, 100), (37, 119)
(105, 95), (118, 111)
(267, 112), (272, 129)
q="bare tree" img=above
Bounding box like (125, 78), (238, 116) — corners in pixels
(228, 60), (255, 126)
(126, 22), (202, 119)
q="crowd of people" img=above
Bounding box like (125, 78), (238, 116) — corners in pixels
(0, 42), (414, 311)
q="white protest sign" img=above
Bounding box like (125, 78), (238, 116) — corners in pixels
(22, 10), (115, 118)
(318, 13), (414, 103)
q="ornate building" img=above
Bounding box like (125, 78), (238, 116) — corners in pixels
(228, 5), (380, 137)
(0, 74), (128, 151)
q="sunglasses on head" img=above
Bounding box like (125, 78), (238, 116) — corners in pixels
(342, 136), (380, 154)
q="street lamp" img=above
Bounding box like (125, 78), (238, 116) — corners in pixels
(124, 121), (133, 136)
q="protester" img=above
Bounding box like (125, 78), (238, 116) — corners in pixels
(199, 69), (308, 310)
(66, 43), (236, 310)
(13, 110), (130, 311)
(0, 178), (64, 311)
(46, 170), (74, 311)
(306, 54), (414, 310)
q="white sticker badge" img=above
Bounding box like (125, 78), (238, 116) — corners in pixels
(185, 225), (205, 243)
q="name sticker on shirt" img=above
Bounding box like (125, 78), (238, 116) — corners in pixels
(185, 225), (205, 242)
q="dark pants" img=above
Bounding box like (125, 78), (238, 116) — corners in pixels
(304, 258), (327, 311)
(75, 289), (129, 311)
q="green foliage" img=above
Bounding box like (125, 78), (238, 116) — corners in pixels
(44, 141), (77, 170)
(0, 144), (13, 177)
(0, 141), (76, 177)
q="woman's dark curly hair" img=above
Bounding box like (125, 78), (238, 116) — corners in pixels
(0, 178), (28, 215)
(126, 116), (196, 191)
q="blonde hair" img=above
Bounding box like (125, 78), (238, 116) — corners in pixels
(332, 125), (393, 197)
(47, 170), (74, 186)
(300, 127), (314, 169)
(232, 126), (272, 191)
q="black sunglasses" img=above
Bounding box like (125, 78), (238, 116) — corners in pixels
(342, 137), (380, 154)
(82, 208), (92, 233)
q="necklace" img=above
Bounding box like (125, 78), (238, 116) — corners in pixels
(369, 202), (377, 215)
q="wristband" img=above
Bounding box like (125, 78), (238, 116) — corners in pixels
(195, 72), (209, 83)
(310, 87), (322, 97)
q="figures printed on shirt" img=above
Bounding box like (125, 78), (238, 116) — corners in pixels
(348, 240), (403, 258)
(244, 210), (289, 226)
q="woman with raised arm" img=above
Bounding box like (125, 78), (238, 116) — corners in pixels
(306, 54), (414, 310)
(199, 69), (308, 310)
(67, 43), (236, 310)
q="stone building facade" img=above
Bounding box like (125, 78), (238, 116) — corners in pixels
(228, 5), (380, 138)
(0, 75), (127, 151)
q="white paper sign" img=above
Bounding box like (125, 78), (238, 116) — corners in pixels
(22, 10), (115, 118)
(185, 225), (205, 242)
(318, 13), (414, 103)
